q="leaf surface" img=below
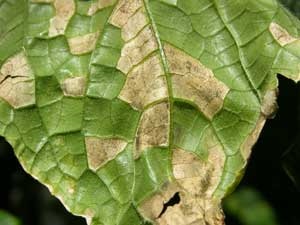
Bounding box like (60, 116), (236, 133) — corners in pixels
(0, 0), (300, 224)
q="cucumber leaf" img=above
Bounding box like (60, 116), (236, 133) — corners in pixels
(1, 1), (300, 224)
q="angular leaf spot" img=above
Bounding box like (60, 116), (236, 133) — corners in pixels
(121, 8), (149, 42)
(119, 54), (168, 109)
(140, 182), (224, 225)
(109, 0), (142, 28)
(172, 146), (225, 198)
(261, 89), (278, 118)
(0, 52), (35, 109)
(62, 77), (86, 97)
(135, 102), (169, 158)
(117, 26), (158, 74)
(49, 0), (75, 37)
(68, 32), (100, 55)
(240, 115), (266, 161)
(164, 44), (229, 119)
(2, 1), (300, 224)
(269, 22), (297, 46)
(85, 137), (127, 171)
(88, 0), (116, 16)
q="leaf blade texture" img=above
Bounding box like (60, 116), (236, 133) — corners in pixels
(0, 0), (300, 224)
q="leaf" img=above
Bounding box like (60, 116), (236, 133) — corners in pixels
(0, 0), (300, 224)
(223, 187), (280, 225)
(0, 210), (21, 225)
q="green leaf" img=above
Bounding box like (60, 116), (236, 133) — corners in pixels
(223, 187), (280, 225)
(0, 210), (21, 225)
(0, 0), (300, 224)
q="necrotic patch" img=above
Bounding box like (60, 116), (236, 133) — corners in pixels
(62, 77), (86, 97)
(109, 0), (142, 28)
(135, 102), (170, 158)
(30, 0), (75, 37)
(0, 52), (35, 109)
(164, 44), (229, 120)
(85, 137), (127, 171)
(269, 22), (297, 46)
(88, 0), (116, 16)
(49, 0), (75, 37)
(118, 54), (168, 110)
(121, 7), (149, 41)
(172, 145), (225, 198)
(68, 32), (100, 55)
(117, 26), (158, 74)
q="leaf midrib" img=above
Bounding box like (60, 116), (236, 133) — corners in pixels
(143, 0), (175, 160)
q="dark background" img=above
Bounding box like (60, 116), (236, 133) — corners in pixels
(1, 1), (300, 225)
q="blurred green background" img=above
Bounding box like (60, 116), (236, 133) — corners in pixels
(1, 1), (300, 225)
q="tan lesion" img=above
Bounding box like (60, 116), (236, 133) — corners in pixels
(241, 89), (278, 160)
(85, 137), (127, 171)
(135, 102), (170, 158)
(49, 0), (75, 37)
(261, 89), (278, 118)
(109, 0), (157, 75)
(31, 0), (75, 36)
(240, 115), (266, 161)
(113, 0), (168, 109)
(121, 7), (149, 42)
(269, 22), (298, 46)
(172, 127), (226, 198)
(61, 77), (86, 97)
(139, 134), (226, 225)
(88, 0), (116, 16)
(117, 26), (158, 74)
(109, 0), (143, 28)
(118, 54), (168, 110)
(164, 44), (229, 120)
(0, 52), (35, 109)
(67, 32), (100, 55)
(154, 188), (225, 225)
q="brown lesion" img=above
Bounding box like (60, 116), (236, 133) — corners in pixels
(67, 32), (100, 55)
(269, 22), (298, 46)
(88, 0), (116, 16)
(139, 125), (226, 225)
(30, 0), (75, 36)
(61, 77), (86, 97)
(240, 115), (266, 161)
(241, 89), (278, 160)
(118, 54), (168, 110)
(113, 1), (168, 109)
(164, 44), (229, 120)
(135, 102), (170, 158)
(139, 147), (225, 224)
(49, 0), (75, 37)
(0, 52), (35, 108)
(85, 137), (127, 171)
(121, 7), (149, 41)
(117, 26), (158, 74)
(261, 89), (278, 118)
(172, 134), (225, 198)
(110, 0), (157, 75)
(109, 0), (143, 28)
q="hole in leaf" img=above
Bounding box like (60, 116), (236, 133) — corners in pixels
(158, 192), (181, 218)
